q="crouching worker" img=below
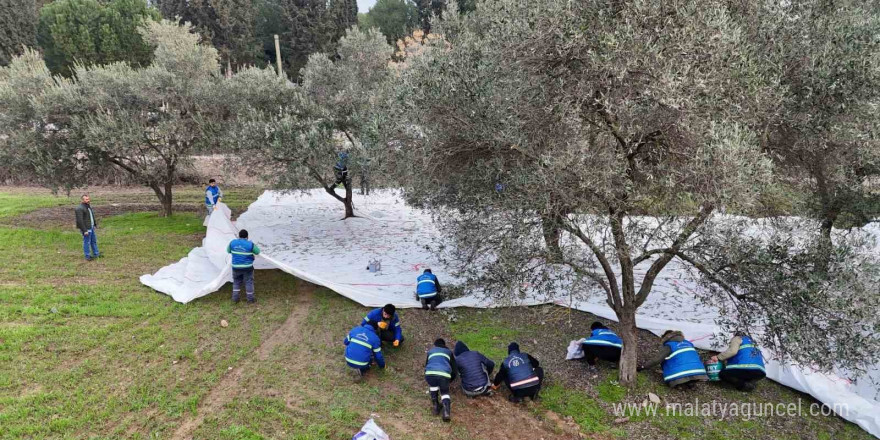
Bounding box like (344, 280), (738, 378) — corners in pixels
(415, 268), (442, 310)
(362, 304), (404, 347)
(582, 322), (623, 369)
(709, 333), (766, 391)
(493, 342), (544, 403)
(639, 330), (708, 389)
(425, 339), (456, 422)
(227, 229), (260, 304)
(454, 341), (495, 398)
(344, 323), (385, 377)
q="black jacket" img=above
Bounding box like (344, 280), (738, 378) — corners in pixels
(453, 341), (495, 391)
(75, 203), (97, 233)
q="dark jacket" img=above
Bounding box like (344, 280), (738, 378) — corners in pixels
(493, 344), (541, 389)
(454, 341), (495, 391)
(75, 203), (97, 233)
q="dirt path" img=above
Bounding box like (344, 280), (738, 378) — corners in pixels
(171, 287), (314, 440)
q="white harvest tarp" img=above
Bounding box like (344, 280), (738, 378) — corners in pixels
(140, 189), (880, 438)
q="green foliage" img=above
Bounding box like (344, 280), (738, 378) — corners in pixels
(36, 0), (161, 76)
(364, 0), (419, 43)
(388, 0), (880, 385)
(0, 0), (37, 66)
(0, 20), (222, 217)
(227, 27), (393, 215)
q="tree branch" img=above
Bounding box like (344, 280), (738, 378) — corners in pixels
(634, 203), (715, 306)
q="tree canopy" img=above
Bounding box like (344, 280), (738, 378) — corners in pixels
(227, 27), (394, 217)
(1, 19), (222, 216)
(361, 0), (419, 44)
(0, 0), (37, 66)
(37, 0), (161, 76)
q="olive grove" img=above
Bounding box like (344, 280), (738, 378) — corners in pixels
(389, 0), (880, 385)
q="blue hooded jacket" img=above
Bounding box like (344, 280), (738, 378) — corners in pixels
(344, 324), (385, 369)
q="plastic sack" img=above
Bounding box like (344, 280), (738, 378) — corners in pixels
(566, 339), (586, 360)
(352, 418), (390, 440)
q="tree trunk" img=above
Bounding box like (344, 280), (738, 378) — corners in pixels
(542, 214), (563, 263)
(162, 181), (174, 217)
(617, 306), (639, 386)
(148, 182), (174, 217)
(343, 180), (355, 218)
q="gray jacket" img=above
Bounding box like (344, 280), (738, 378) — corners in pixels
(75, 203), (97, 233)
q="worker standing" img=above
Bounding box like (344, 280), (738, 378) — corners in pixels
(424, 339), (456, 422)
(344, 323), (385, 377)
(226, 229), (260, 304)
(493, 342), (544, 403)
(415, 268), (442, 310)
(205, 178), (223, 217)
(361, 304), (404, 347)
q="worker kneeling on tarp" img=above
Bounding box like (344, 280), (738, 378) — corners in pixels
(710, 333), (766, 391)
(344, 323), (385, 377)
(639, 330), (708, 389)
(425, 339), (457, 422)
(582, 322), (623, 369)
(454, 341), (495, 398)
(493, 342), (544, 403)
(362, 304), (404, 347)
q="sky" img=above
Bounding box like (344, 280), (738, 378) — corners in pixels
(358, 0), (377, 13)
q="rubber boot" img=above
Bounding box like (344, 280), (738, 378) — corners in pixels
(430, 391), (441, 415)
(441, 399), (451, 422)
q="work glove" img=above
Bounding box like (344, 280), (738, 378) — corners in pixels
(377, 321), (388, 330)
(393, 340), (400, 347)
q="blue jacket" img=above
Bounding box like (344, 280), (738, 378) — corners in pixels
(227, 238), (260, 269)
(416, 272), (439, 298)
(454, 341), (494, 391)
(205, 185), (221, 206)
(425, 346), (455, 379)
(726, 336), (765, 372)
(362, 308), (403, 341)
(583, 329), (623, 349)
(499, 349), (540, 390)
(661, 340), (707, 383)
(344, 325), (385, 369)
(334, 152), (349, 171)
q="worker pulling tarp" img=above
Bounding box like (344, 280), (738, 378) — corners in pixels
(140, 189), (880, 438)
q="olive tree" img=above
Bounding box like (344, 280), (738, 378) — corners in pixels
(0, 20), (221, 216)
(742, 0), (880, 244)
(228, 27), (393, 218)
(391, 0), (880, 385)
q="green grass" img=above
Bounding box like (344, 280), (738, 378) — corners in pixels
(0, 192), (73, 219)
(448, 311), (534, 360)
(540, 384), (621, 435)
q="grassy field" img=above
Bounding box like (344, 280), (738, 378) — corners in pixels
(0, 186), (873, 440)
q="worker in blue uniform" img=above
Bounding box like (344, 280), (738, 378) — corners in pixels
(344, 323), (385, 377)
